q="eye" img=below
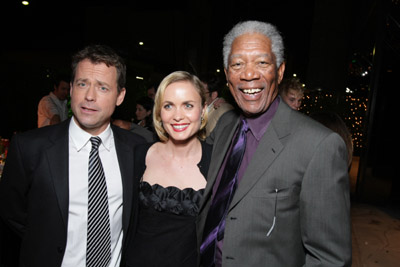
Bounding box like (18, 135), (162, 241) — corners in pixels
(163, 104), (171, 109)
(185, 103), (194, 108)
(77, 82), (86, 87)
(258, 61), (270, 67)
(230, 62), (242, 69)
(99, 86), (109, 91)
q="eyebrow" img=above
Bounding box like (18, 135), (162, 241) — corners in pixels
(230, 53), (271, 59)
(162, 100), (196, 105)
(96, 80), (111, 88)
(75, 78), (111, 88)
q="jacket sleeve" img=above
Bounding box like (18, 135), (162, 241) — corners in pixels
(0, 134), (29, 237)
(301, 132), (352, 266)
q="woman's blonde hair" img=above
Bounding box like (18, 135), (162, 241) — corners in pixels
(153, 71), (208, 142)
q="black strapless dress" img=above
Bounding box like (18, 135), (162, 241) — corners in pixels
(127, 181), (204, 267)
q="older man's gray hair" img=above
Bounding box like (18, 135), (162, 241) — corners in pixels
(222, 20), (285, 69)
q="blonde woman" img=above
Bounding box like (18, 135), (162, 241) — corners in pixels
(123, 71), (212, 267)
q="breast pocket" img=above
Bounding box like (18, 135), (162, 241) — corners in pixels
(250, 185), (301, 237)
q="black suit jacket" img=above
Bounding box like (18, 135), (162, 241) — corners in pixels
(0, 118), (146, 267)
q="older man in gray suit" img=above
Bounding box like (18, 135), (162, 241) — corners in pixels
(198, 20), (351, 267)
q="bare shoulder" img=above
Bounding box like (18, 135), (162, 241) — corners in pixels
(145, 142), (167, 167)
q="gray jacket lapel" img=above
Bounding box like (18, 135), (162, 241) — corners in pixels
(229, 102), (291, 209)
(229, 125), (283, 209)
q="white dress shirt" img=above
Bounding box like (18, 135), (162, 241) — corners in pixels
(61, 118), (123, 267)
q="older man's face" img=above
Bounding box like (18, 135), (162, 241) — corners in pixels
(225, 33), (285, 117)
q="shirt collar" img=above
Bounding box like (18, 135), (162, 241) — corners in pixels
(244, 97), (280, 141)
(69, 117), (112, 152)
(207, 97), (219, 112)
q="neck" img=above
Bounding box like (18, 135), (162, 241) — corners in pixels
(165, 136), (201, 159)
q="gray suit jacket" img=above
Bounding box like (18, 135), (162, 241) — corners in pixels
(0, 118), (146, 267)
(198, 101), (351, 266)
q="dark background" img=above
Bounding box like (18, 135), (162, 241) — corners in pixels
(0, 0), (399, 204)
(0, 1), (399, 265)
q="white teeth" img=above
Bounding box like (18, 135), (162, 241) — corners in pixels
(242, 88), (262, 94)
(172, 124), (188, 129)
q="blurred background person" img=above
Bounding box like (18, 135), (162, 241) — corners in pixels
(37, 74), (70, 127)
(146, 82), (158, 100)
(113, 95), (156, 141)
(112, 118), (155, 142)
(279, 77), (304, 110)
(199, 72), (233, 136)
(134, 96), (155, 133)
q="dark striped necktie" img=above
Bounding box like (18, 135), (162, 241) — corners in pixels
(86, 136), (111, 267)
(200, 118), (248, 267)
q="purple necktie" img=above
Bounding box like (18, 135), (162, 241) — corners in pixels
(200, 118), (248, 267)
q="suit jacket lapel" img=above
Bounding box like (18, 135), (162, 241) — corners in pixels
(112, 127), (134, 233)
(46, 120), (70, 227)
(200, 118), (239, 211)
(229, 125), (283, 209)
(229, 102), (291, 209)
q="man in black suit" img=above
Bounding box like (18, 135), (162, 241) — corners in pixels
(0, 44), (146, 267)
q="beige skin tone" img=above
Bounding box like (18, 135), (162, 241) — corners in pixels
(50, 80), (70, 125)
(70, 59), (126, 136)
(281, 89), (303, 110)
(225, 33), (285, 117)
(142, 81), (207, 190)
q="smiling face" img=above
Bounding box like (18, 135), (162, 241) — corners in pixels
(281, 88), (304, 110)
(160, 81), (205, 143)
(225, 33), (285, 117)
(70, 59), (126, 135)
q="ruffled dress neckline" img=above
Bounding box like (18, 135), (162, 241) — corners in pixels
(139, 181), (205, 216)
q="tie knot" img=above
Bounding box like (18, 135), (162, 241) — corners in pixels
(90, 136), (102, 151)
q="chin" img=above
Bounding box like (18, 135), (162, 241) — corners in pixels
(240, 104), (265, 116)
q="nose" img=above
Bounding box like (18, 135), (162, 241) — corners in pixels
(85, 85), (96, 101)
(240, 63), (260, 81)
(173, 107), (184, 121)
(294, 100), (302, 110)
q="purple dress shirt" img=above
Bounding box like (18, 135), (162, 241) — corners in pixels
(212, 97), (280, 266)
